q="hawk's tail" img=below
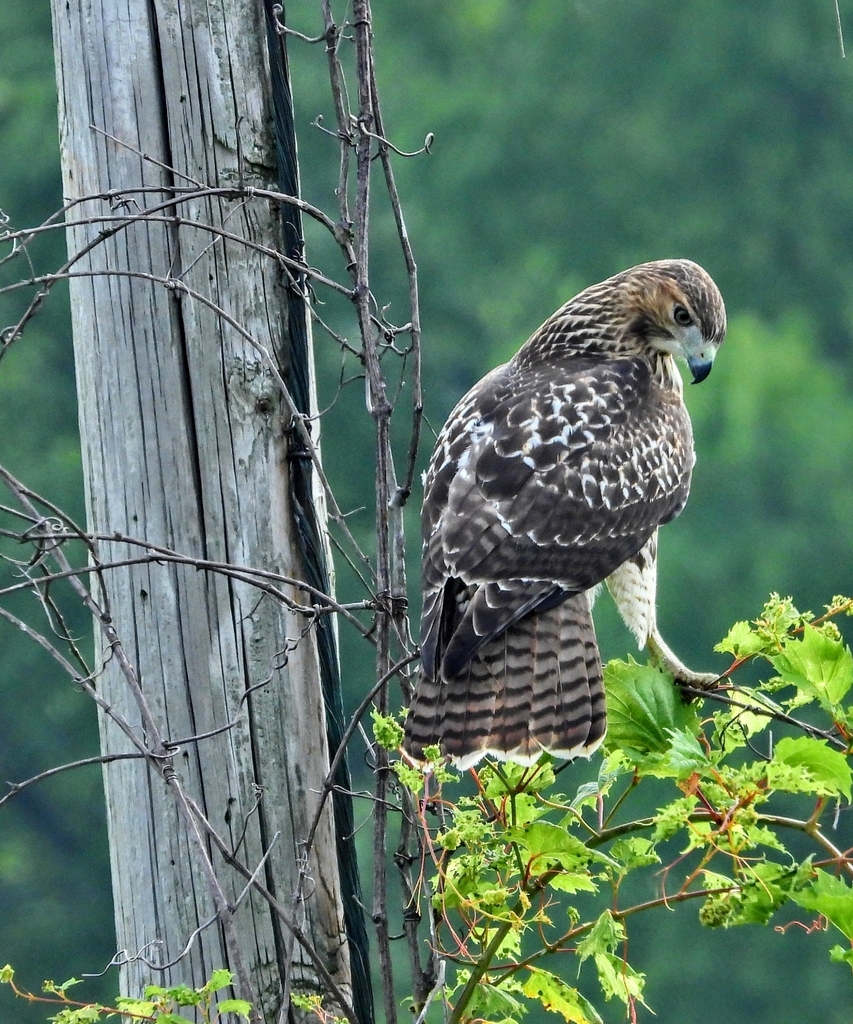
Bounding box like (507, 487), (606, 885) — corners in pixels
(404, 592), (606, 769)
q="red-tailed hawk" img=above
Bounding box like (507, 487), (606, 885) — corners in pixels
(404, 259), (726, 768)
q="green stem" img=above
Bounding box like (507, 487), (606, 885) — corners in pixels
(445, 913), (515, 1024)
(602, 773), (639, 828)
(585, 817), (656, 847)
(446, 868), (560, 1024)
(446, 795), (849, 1020)
(496, 885), (737, 981)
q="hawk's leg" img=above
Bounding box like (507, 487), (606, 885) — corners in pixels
(604, 532), (719, 692)
(646, 629), (719, 691)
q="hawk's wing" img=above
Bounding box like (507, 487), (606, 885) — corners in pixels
(420, 355), (693, 680)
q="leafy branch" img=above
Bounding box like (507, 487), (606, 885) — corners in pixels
(379, 592), (853, 1024)
(0, 965), (251, 1023)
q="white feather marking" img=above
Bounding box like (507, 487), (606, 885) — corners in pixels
(522, 431), (543, 453)
(516, 416), (539, 431)
(457, 417), (493, 472)
(493, 506), (515, 535)
(468, 418), (493, 442)
(599, 479), (612, 509)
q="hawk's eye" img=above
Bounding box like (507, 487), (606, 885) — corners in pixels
(673, 305), (693, 327)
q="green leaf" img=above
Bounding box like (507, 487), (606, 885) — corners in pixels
(48, 1009), (104, 1024)
(603, 660), (700, 762)
(547, 872), (599, 895)
(590, 952), (647, 1006)
(451, 805), (493, 846)
(393, 759), (425, 794)
(576, 910), (624, 959)
(291, 994), (323, 1011)
(513, 821), (590, 863)
(116, 998), (158, 1015)
(737, 862), (798, 925)
(772, 625), (853, 708)
(740, 823), (788, 854)
(480, 759), (556, 798)
(460, 971), (526, 1024)
(702, 869), (736, 889)
(521, 967), (603, 1023)
(482, 926), (523, 960)
(829, 945), (853, 971)
(371, 709), (405, 751)
(715, 619), (770, 659)
(437, 827), (461, 851)
(217, 997), (253, 1019)
(169, 983), (203, 1006)
(652, 796), (698, 842)
(666, 728), (710, 775)
(47, 1009), (104, 1024)
(696, 869), (784, 930)
(792, 870), (853, 940)
(768, 736), (852, 800)
(498, 791), (547, 828)
(609, 837), (659, 871)
(572, 755), (625, 811)
(711, 702), (772, 751)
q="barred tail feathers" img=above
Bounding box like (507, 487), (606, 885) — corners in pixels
(404, 592), (605, 768)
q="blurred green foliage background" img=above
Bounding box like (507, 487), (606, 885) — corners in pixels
(2, 0), (853, 1020)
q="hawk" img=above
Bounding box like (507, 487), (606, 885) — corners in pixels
(404, 259), (726, 769)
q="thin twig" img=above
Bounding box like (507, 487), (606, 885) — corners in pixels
(0, 753), (144, 810)
(303, 651), (420, 858)
(681, 682), (848, 751)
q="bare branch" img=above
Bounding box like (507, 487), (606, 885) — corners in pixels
(0, 752), (144, 810)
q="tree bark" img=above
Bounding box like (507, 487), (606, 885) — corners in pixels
(49, 0), (352, 1018)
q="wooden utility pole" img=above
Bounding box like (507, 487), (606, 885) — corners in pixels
(50, 1), (355, 1018)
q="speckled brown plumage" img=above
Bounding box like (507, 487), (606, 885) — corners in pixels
(405, 260), (726, 768)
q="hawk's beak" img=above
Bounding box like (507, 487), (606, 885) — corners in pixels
(679, 325), (717, 384)
(687, 354), (714, 384)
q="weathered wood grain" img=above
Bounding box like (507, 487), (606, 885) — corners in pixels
(49, 0), (351, 1017)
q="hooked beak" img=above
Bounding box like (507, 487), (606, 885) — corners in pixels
(687, 354), (714, 384)
(681, 325), (717, 384)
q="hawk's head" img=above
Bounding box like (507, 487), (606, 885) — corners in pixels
(522, 259), (727, 384)
(615, 259), (727, 383)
